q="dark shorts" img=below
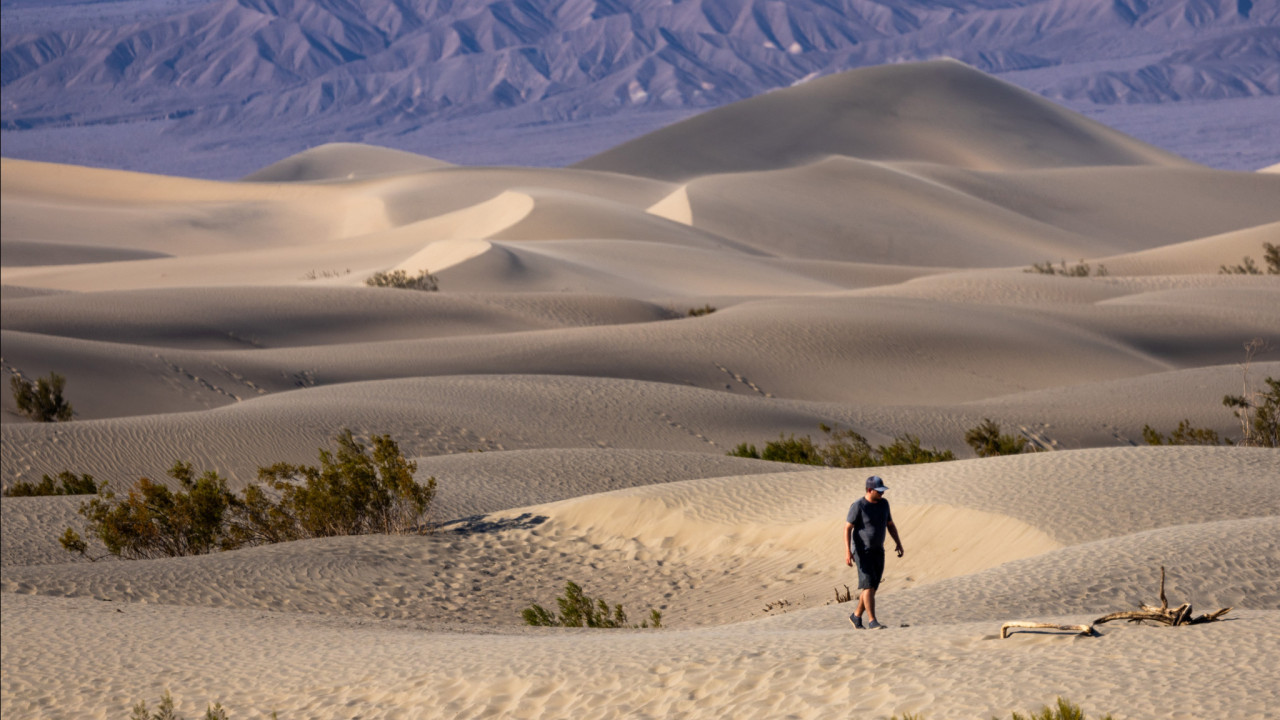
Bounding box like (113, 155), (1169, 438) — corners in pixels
(854, 547), (885, 590)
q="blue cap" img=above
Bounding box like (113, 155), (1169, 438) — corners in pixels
(866, 476), (888, 492)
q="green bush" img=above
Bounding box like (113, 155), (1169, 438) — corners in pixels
(1142, 364), (1277, 448)
(251, 430), (435, 538)
(366, 268), (438, 291)
(1025, 260), (1107, 277)
(964, 419), (1029, 457)
(129, 689), (249, 720)
(1224, 376), (1279, 448)
(687, 304), (716, 317)
(876, 434), (956, 464)
(68, 462), (239, 560)
(1003, 697), (1113, 720)
(4, 471), (99, 497)
(1220, 242), (1279, 275)
(728, 424), (953, 467)
(522, 581), (661, 629)
(1141, 419), (1222, 446)
(62, 430), (436, 560)
(10, 371), (73, 422)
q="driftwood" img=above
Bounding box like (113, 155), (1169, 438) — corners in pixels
(1002, 566), (1231, 639)
(1093, 566), (1232, 627)
(1000, 621), (1094, 639)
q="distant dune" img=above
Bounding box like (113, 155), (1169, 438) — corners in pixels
(2, 60), (1278, 720)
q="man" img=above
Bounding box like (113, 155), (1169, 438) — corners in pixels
(844, 475), (904, 629)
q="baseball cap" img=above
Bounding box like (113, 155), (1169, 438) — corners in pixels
(866, 476), (888, 492)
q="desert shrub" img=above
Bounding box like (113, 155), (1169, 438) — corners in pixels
(1141, 419), (1222, 446)
(130, 690), (239, 720)
(1221, 242), (1280, 275)
(1002, 697), (1113, 720)
(965, 419), (1029, 457)
(762, 434), (827, 465)
(1025, 260), (1107, 277)
(876, 434), (956, 464)
(366, 268), (438, 291)
(1220, 256), (1261, 274)
(250, 430), (436, 538)
(522, 581), (661, 629)
(69, 462), (239, 560)
(728, 424), (953, 467)
(62, 430), (436, 560)
(687, 304), (716, 317)
(1224, 376), (1279, 448)
(4, 470), (99, 497)
(10, 371), (73, 422)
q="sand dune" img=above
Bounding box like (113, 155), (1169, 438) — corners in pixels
(4, 447), (1276, 718)
(3, 61), (1277, 720)
(243, 143), (454, 182)
(576, 60), (1192, 180)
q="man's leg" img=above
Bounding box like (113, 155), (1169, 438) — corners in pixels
(862, 587), (877, 623)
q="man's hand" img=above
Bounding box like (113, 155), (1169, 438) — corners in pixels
(894, 543), (904, 558)
(845, 553), (853, 567)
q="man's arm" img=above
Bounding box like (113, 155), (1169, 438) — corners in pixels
(843, 522), (855, 566)
(887, 520), (904, 557)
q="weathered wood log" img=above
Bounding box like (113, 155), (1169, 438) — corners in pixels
(1000, 621), (1094, 639)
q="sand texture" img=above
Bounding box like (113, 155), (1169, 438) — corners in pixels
(3, 61), (1278, 719)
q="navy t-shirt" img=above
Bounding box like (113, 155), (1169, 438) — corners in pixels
(846, 497), (892, 555)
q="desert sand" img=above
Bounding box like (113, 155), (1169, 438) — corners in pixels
(2, 60), (1278, 719)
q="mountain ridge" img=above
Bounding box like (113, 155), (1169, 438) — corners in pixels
(2, 0), (1277, 175)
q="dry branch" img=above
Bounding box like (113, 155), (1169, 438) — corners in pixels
(1092, 566), (1231, 627)
(1000, 621), (1094, 639)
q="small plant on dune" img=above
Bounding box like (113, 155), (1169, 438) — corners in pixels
(964, 419), (1030, 458)
(1002, 697), (1113, 720)
(129, 689), (244, 720)
(1222, 338), (1279, 448)
(875, 434), (956, 464)
(1141, 340), (1278, 449)
(1224, 376), (1279, 448)
(1219, 242), (1279, 275)
(302, 268), (351, 280)
(62, 431), (437, 560)
(66, 462), (240, 560)
(1025, 260), (1107, 277)
(251, 430), (435, 539)
(728, 424), (954, 467)
(1141, 419), (1222, 446)
(366, 268), (438, 291)
(10, 371), (73, 422)
(522, 581), (662, 629)
(1219, 256), (1261, 275)
(687, 304), (716, 317)
(4, 470), (99, 497)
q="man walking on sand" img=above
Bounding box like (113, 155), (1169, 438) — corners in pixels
(844, 475), (904, 630)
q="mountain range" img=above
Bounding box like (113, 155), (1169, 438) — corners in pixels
(2, 0), (1277, 176)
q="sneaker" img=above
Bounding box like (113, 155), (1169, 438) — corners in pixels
(867, 620), (886, 630)
(848, 614), (864, 629)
